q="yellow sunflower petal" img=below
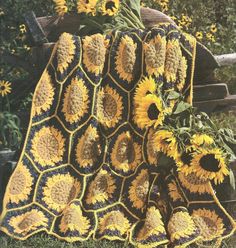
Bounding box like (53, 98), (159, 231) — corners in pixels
(77, 0), (97, 16)
(134, 76), (157, 106)
(190, 148), (229, 184)
(134, 94), (165, 129)
(100, 0), (119, 16)
(0, 80), (12, 97)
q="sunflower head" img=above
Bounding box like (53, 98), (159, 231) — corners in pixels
(134, 76), (157, 106)
(100, 0), (119, 16)
(0, 80), (12, 97)
(135, 94), (165, 129)
(77, 0), (98, 16)
(53, 0), (68, 15)
(153, 129), (179, 160)
(191, 148), (229, 184)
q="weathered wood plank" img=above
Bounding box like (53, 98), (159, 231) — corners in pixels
(194, 95), (236, 113)
(193, 83), (229, 101)
(215, 53), (236, 66)
(24, 11), (48, 45)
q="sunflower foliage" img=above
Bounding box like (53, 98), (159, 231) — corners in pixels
(153, 90), (236, 187)
(51, 0), (145, 35)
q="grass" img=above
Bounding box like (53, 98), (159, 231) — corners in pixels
(1, 232), (236, 248)
(0, 232), (131, 248)
(211, 110), (236, 134)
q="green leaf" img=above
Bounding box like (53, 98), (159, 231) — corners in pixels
(124, 0), (141, 19)
(167, 91), (180, 100)
(229, 170), (235, 190)
(173, 101), (191, 115)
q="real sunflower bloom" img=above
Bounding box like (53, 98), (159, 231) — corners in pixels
(59, 204), (91, 235)
(82, 34), (109, 75)
(195, 31), (203, 40)
(31, 126), (65, 167)
(7, 163), (33, 204)
(98, 210), (130, 235)
(192, 208), (225, 241)
(115, 35), (137, 82)
(111, 131), (142, 172)
(9, 209), (48, 235)
(33, 70), (55, 116)
(153, 129), (179, 160)
(53, 0), (68, 15)
(96, 85), (123, 128)
(100, 0), (119, 16)
(168, 210), (197, 242)
(136, 206), (166, 241)
(191, 133), (214, 147)
(144, 34), (166, 77)
(135, 94), (165, 129)
(175, 145), (198, 175)
(77, 0), (97, 16)
(57, 33), (76, 74)
(190, 148), (229, 184)
(128, 169), (149, 210)
(177, 171), (212, 195)
(86, 169), (116, 204)
(62, 77), (90, 124)
(210, 24), (217, 33)
(0, 80), (11, 97)
(75, 125), (101, 168)
(134, 76), (157, 106)
(206, 32), (215, 43)
(43, 173), (81, 213)
(164, 39), (182, 82)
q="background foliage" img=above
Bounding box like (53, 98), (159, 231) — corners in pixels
(0, 0), (235, 142)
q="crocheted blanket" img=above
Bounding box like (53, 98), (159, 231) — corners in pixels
(0, 23), (235, 247)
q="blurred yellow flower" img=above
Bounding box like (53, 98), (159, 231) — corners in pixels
(19, 24), (27, 34)
(0, 81), (12, 97)
(206, 32), (216, 42)
(195, 31), (203, 40)
(210, 24), (217, 33)
(53, 0), (68, 15)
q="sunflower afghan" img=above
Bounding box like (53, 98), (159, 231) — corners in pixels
(1, 1), (236, 247)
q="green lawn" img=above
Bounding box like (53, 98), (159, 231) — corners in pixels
(0, 233), (131, 248)
(1, 232), (236, 248)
